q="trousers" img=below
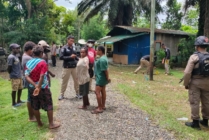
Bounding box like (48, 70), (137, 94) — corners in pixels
(60, 68), (79, 96)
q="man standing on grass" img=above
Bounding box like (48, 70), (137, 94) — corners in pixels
(184, 36), (209, 130)
(7, 43), (24, 107)
(51, 41), (57, 67)
(25, 45), (60, 129)
(162, 43), (170, 75)
(22, 41), (36, 121)
(58, 35), (79, 100)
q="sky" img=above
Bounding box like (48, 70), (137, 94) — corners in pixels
(55, 0), (185, 22)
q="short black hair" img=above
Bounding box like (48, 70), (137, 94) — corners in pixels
(24, 41), (36, 52)
(33, 45), (43, 56)
(98, 46), (105, 54)
(67, 35), (75, 40)
(80, 47), (88, 53)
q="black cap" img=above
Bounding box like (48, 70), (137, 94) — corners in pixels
(9, 43), (20, 50)
(87, 39), (95, 43)
(194, 36), (209, 46)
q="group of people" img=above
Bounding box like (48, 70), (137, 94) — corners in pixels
(7, 35), (110, 129)
(58, 36), (110, 114)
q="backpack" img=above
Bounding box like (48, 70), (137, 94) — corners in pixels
(0, 48), (5, 56)
(192, 52), (209, 76)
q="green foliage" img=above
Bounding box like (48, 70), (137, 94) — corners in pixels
(162, 0), (183, 30)
(133, 15), (150, 28)
(78, 0), (164, 28)
(178, 36), (195, 61)
(181, 25), (198, 34)
(81, 15), (109, 40)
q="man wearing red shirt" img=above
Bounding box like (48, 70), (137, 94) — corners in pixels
(87, 39), (96, 91)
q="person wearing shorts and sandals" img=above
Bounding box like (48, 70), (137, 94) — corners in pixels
(92, 46), (110, 114)
(7, 43), (24, 107)
(22, 41), (36, 121)
(25, 45), (60, 129)
(77, 48), (90, 109)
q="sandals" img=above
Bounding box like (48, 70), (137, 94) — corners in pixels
(91, 109), (103, 114)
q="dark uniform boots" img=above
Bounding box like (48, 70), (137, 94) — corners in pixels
(185, 120), (201, 130)
(199, 119), (208, 128)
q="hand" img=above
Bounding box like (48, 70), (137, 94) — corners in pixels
(71, 54), (76, 58)
(33, 87), (40, 96)
(51, 74), (55, 77)
(108, 79), (111, 83)
(185, 86), (189, 89)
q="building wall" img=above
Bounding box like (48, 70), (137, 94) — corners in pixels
(113, 54), (128, 64)
(112, 41), (129, 64)
(156, 34), (185, 56)
(126, 34), (150, 64)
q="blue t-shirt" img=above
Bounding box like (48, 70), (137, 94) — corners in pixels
(7, 54), (22, 79)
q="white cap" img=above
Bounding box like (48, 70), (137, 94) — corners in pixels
(78, 39), (86, 45)
(38, 40), (49, 48)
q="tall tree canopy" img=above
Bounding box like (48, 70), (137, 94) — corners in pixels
(162, 0), (183, 30)
(184, 0), (209, 36)
(77, 0), (163, 28)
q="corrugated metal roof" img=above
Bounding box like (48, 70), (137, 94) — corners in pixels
(107, 26), (191, 36)
(97, 33), (147, 44)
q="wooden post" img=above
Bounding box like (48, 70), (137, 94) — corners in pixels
(149, 0), (156, 81)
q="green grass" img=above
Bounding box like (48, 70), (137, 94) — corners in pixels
(110, 65), (209, 140)
(0, 78), (60, 140)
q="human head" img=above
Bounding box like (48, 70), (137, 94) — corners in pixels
(194, 36), (209, 51)
(38, 40), (50, 53)
(67, 35), (75, 47)
(23, 41), (36, 56)
(9, 43), (20, 54)
(87, 39), (95, 48)
(161, 43), (166, 49)
(80, 47), (88, 58)
(32, 45), (44, 58)
(97, 46), (105, 56)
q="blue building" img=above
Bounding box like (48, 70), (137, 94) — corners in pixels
(97, 26), (190, 65)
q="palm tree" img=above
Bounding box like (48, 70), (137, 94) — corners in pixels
(184, 0), (209, 37)
(77, 0), (163, 28)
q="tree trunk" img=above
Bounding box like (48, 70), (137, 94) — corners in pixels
(197, 0), (205, 36)
(24, 0), (31, 19)
(204, 0), (209, 37)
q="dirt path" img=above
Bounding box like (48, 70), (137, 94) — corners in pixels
(50, 60), (175, 140)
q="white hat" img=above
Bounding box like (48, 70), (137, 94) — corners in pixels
(78, 39), (86, 45)
(38, 40), (49, 48)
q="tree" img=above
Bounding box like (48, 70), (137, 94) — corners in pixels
(77, 0), (164, 28)
(184, 0), (209, 36)
(162, 0), (183, 30)
(81, 15), (109, 40)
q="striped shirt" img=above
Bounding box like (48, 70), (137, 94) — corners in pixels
(25, 58), (49, 89)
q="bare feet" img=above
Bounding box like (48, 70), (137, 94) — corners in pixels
(78, 106), (87, 109)
(38, 122), (44, 128)
(49, 123), (61, 129)
(95, 106), (106, 110)
(91, 109), (103, 114)
(28, 117), (37, 122)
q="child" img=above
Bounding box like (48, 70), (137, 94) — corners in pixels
(25, 45), (60, 129)
(77, 48), (90, 109)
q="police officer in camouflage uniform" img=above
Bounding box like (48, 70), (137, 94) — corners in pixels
(184, 36), (209, 130)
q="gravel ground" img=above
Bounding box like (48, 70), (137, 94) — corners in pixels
(50, 60), (175, 140)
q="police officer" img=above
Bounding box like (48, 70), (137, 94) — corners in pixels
(184, 36), (209, 130)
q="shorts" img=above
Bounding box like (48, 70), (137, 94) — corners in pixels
(11, 78), (23, 91)
(29, 87), (53, 111)
(79, 82), (89, 96)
